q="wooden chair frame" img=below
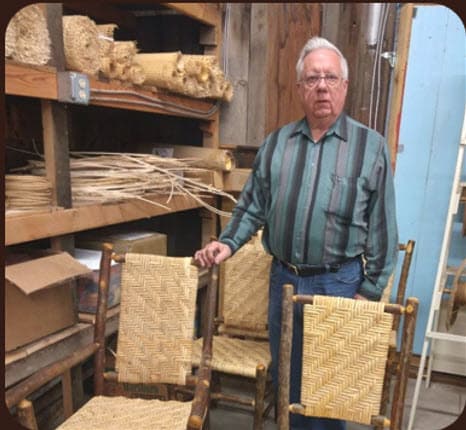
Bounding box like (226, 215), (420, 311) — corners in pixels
(189, 236), (274, 430)
(6, 243), (219, 430)
(277, 284), (419, 430)
(379, 240), (416, 422)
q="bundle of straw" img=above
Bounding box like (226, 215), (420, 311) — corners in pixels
(97, 23), (145, 85)
(6, 174), (52, 212)
(15, 152), (236, 216)
(5, 4), (51, 65)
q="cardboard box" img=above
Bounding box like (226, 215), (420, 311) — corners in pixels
(5, 252), (92, 352)
(76, 230), (167, 256)
(74, 248), (122, 313)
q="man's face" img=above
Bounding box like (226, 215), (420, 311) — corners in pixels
(297, 48), (348, 125)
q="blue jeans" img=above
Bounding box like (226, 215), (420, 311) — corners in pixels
(268, 258), (364, 430)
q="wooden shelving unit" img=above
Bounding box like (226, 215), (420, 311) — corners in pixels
(5, 2), (223, 248)
(6, 62), (218, 120)
(4, 4), (224, 418)
(5, 194), (212, 246)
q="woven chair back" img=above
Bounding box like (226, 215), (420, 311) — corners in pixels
(116, 254), (198, 385)
(300, 295), (393, 425)
(219, 233), (272, 339)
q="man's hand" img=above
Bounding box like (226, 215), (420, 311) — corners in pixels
(354, 293), (368, 300)
(194, 241), (232, 268)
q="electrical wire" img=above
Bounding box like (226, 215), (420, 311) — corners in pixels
(373, 4), (390, 131)
(89, 88), (219, 118)
(368, 3), (389, 131)
(222, 3), (231, 78)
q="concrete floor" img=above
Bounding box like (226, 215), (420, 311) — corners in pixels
(209, 376), (466, 430)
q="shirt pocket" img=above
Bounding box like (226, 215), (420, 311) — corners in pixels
(327, 175), (368, 224)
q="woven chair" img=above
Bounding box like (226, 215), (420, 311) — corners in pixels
(379, 240), (416, 424)
(6, 243), (219, 430)
(277, 285), (419, 430)
(191, 233), (274, 429)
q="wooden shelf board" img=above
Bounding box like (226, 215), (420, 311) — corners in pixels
(89, 77), (216, 119)
(163, 2), (221, 27)
(5, 309), (119, 388)
(5, 194), (207, 245)
(5, 62), (217, 120)
(5, 61), (58, 100)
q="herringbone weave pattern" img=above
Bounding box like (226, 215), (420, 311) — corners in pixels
(192, 336), (271, 378)
(222, 236), (272, 334)
(300, 295), (393, 424)
(116, 254), (198, 385)
(56, 395), (192, 430)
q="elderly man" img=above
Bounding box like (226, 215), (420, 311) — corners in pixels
(195, 36), (398, 430)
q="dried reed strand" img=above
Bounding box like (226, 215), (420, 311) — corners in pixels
(13, 152), (237, 216)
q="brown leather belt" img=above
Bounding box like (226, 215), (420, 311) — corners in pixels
(276, 257), (360, 277)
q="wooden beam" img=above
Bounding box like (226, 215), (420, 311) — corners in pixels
(163, 3), (221, 27)
(5, 194), (207, 245)
(5, 62), (58, 100)
(220, 4), (251, 148)
(41, 3), (66, 70)
(41, 100), (72, 208)
(387, 3), (414, 172)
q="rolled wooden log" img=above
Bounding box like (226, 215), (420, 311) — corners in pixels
(134, 52), (233, 101)
(5, 4), (51, 65)
(63, 15), (100, 76)
(134, 51), (183, 84)
(153, 145), (236, 172)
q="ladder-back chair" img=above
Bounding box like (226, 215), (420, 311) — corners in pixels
(192, 233), (274, 429)
(277, 284), (418, 430)
(6, 243), (218, 430)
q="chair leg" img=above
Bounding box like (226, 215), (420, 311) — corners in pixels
(390, 298), (419, 430)
(380, 347), (397, 414)
(253, 364), (267, 430)
(16, 399), (38, 430)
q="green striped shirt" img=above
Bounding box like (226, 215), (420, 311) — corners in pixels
(219, 113), (398, 300)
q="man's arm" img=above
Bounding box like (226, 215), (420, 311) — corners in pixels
(359, 143), (399, 300)
(194, 144), (269, 266)
(218, 145), (269, 253)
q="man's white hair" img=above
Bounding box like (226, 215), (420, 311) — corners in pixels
(296, 36), (349, 81)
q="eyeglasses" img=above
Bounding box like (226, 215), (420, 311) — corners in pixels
(300, 74), (342, 88)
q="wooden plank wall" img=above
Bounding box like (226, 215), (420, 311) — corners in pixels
(321, 3), (397, 135)
(220, 3), (320, 148)
(220, 3), (397, 149)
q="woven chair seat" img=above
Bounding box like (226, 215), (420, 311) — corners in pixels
(300, 295), (393, 425)
(192, 336), (271, 378)
(56, 395), (193, 430)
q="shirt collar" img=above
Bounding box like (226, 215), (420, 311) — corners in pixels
(292, 112), (349, 142)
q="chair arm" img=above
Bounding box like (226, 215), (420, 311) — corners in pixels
(6, 342), (99, 409)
